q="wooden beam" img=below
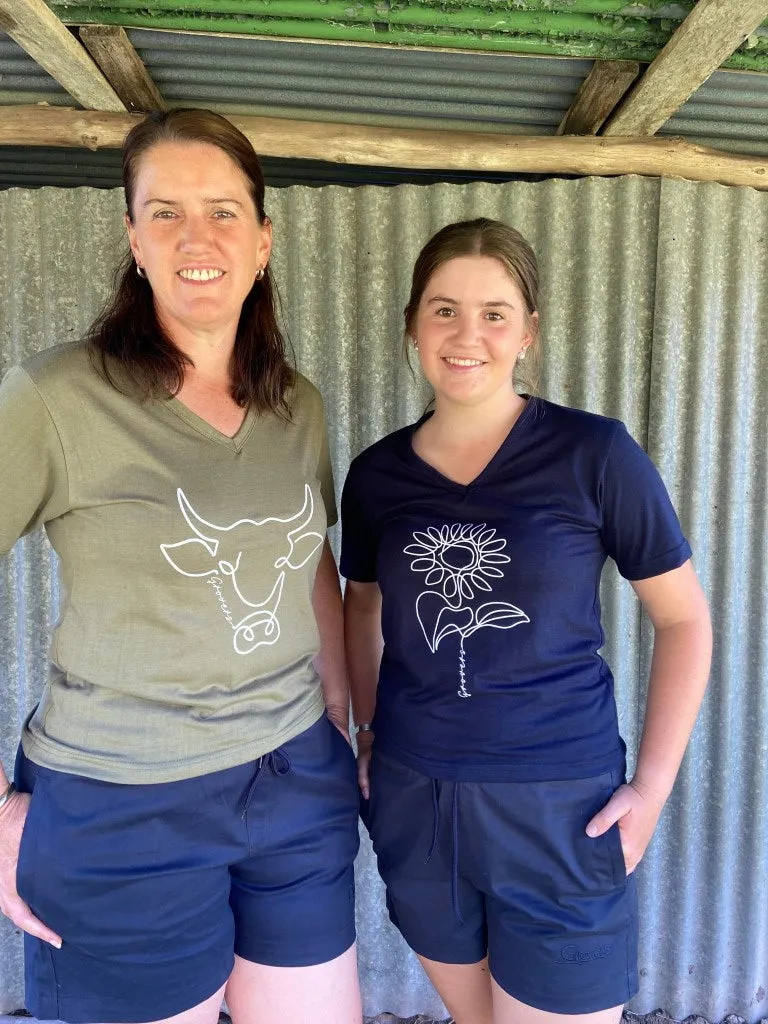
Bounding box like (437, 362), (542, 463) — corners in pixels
(603, 0), (768, 136)
(79, 26), (165, 114)
(0, 0), (124, 112)
(557, 61), (640, 136)
(0, 106), (766, 192)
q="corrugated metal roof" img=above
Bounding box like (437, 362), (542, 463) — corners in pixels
(129, 31), (589, 134)
(659, 69), (768, 156)
(46, 0), (768, 71)
(1, 175), (767, 1023)
(0, 34), (71, 107)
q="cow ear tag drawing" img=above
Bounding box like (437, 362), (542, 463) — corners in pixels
(405, 523), (529, 698)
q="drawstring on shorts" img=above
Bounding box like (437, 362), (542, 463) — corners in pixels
(240, 747), (291, 818)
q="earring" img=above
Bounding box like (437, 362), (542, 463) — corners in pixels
(255, 267), (265, 281)
(412, 338), (419, 351)
(517, 348), (526, 361)
(136, 263), (147, 279)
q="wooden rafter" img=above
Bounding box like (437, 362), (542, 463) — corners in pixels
(557, 60), (640, 136)
(603, 0), (768, 136)
(79, 25), (165, 113)
(0, 0), (125, 112)
(1, 106), (766, 192)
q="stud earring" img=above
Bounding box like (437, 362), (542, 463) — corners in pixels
(517, 348), (527, 361)
(255, 267), (265, 281)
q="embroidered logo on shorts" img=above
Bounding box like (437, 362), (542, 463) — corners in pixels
(556, 943), (614, 965)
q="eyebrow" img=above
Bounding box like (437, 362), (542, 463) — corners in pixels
(143, 197), (246, 208)
(427, 296), (516, 309)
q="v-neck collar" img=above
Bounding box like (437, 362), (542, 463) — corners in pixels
(402, 396), (538, 490)
(163, 396), (257, 452)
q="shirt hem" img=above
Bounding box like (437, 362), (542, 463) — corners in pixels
(374, 736), (626, 782)
(21, 695), (327, 784)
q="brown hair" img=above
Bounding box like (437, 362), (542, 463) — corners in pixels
(88, 108), (294, 415)
(404, 217), (540, 394)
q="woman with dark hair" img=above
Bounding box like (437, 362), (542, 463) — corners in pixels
(0, 110), (361, 1024)
(342, 218), (711, 1024)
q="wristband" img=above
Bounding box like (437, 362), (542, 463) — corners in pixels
(0, 782), (17, 812)
(355, 723), (373, 734)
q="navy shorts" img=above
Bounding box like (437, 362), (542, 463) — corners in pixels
(366, 749), (638, 1014)
(14, 714), (360, 1024)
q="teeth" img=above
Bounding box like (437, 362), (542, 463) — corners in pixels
(179, 268), (224, 281)
(444, 357), (484, 367)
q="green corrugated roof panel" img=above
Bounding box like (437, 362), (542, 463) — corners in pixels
(47, 1), (768, 72)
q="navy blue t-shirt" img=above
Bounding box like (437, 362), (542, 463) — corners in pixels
(340, 398), (691, 782)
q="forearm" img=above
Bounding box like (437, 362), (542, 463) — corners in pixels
(632, 615), (712, 801)
(312, 540), (350, 725)
(344, 582), (383, 727)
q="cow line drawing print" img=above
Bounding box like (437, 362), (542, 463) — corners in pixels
(405, 523), (530, 697)
(161, 484), (324, 655)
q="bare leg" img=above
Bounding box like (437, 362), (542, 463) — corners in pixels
(491, 976), (623, 1024)
(225, 944), (362, 1024)
(102, 982), (226, 1024)
(417, 954), (494, 1024)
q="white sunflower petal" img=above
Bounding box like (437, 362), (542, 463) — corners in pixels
(410, 557), (438, 573)
(481, 538), (507, 553)
(404, 543), (431, 557)
(413, 530), (437, 548)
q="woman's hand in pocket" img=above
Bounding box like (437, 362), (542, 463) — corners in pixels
(585, 781), (666, 875)
(0, 790), (62, 947)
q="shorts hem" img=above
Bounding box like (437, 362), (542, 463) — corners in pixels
(26, 958), (234, 1024)
(393, 922), (485, 968)
(235, 929), (356, 968)
(488, 967), (637, 1015)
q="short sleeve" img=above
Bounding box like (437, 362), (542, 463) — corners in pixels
(340, 457), (378, 582)
(0, 366), (71, 557)
(600, 423), (691, 581)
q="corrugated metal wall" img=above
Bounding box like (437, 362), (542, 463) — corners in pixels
(0, 176), (766, 1022)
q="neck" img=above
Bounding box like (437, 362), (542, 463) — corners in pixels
(157, 307), (239, 387)
(429, 388), (527, 443)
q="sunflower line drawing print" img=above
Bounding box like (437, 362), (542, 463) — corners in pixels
(404, 523), (530, 698)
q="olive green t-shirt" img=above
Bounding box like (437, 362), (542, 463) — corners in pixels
(1, 341), (335, 782)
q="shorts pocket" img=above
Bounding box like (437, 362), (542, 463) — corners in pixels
(600, 820), (628, 887)
(586, 772), (628, 890)
(325, 715), (359, 791)
(15, 770), (47, 907)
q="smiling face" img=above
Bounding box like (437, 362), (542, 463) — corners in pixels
(412, 255), (538, 411)
(125, 140), (272, 339)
